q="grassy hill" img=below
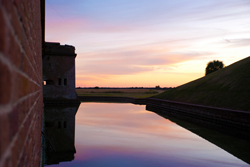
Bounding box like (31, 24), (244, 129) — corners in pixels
(154, 56), (250, 111)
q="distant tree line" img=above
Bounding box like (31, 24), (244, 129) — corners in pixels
(205, 60), (224, 76)
(76, 87), (172, 90)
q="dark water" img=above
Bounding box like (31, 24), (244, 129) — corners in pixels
(45, 103), (249, 167)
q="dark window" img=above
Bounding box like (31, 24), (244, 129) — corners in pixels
(64, 121), (67, 128)
(58, 121), (61, 129)
(58, 78), (61, 85)
(64, 78), (67, 85)
(45, 121), (54, 128)
(44, 80), (54, 85)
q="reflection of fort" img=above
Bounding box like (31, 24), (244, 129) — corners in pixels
(43, 104), (79, 165)
(42, 24), (80, 166)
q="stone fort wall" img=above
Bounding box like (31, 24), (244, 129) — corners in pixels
(146, 98), (250, 139)
(43, 42), (77, 100)
(0, 0), (43, 167)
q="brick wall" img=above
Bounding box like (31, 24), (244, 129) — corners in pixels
(0, 0), (43, 167)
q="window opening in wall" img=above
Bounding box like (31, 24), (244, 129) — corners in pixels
(44, 80), (54, 85)
(64, 78), (67, 85)
(58, 121), (61, 129)
(58, 78), (62, 85)
(64, 121), (67, 128)
(45, 121), (54, 128)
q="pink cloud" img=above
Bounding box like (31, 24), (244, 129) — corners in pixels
(45, 18), (90, 42)
(75, 48), (214, 76)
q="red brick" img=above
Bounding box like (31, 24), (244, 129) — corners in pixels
(15, 126), (28, 164)
(8, 32), (22, 68)
(18, 121), (28, 151)
(22, 53), (32, 76)
(12, 70), (41, 103)
(13, 0), (24, 16)
(24, 41), (33, 68)
(18, 74), (31, 99)
(1, 1), (43, 166)
(12, 71), (31, 102)
(0, 9), (7, 53)
(8, 107), (19, 141)
(1, 0), (12, 15)
(10, 5), (24, 47)
(17, 99), (29, 128)
(0, 60), (11, 104)
(11, 140), (19, 167)
(17, 153), (25, 167)
(3, 157), (11, 167)
(0, 113), (10, 157)
(22, 17), (30, 41)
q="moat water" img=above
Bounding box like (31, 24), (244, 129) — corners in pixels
(46, 103), (249, 167)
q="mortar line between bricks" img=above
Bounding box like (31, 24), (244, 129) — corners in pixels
(0, 90), (42, 116)
(22, 41), (41, 86)
(16, 94), (42, 166)
(1, 5), (42, 84)
(15, 65), (42, 87)
(0, 53), (41, 88)
(0, 93), (41, 167)
(12, 1), (42, 83)
(0, 15), (41, 88)
(13, 2), (42, 84)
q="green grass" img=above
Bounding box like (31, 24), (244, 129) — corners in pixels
(154, 56), (250, 111)
(76, 89), (164, 98)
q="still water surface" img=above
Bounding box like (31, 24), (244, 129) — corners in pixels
(49, 103), (248, 167)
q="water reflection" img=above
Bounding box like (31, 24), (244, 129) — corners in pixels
(151, 111), (250, 165)
(43, 104), (79, 165)
(47, 103), (249, 167)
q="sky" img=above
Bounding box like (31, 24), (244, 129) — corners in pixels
(45, 0), (250, 87)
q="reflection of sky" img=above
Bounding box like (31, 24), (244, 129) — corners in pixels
(46, 0), (250, 87)
(50, 103), (248, 167)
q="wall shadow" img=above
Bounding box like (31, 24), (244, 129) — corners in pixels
(146, 107), (250, 165)
(43, 104), (79, 165)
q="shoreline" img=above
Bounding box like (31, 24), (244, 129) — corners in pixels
(77, 95), (147, 105)
(77, 95), (250, 140)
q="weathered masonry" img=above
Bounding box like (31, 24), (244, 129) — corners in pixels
(0, 0), (80, 166)
(0, 0), (44, 167)
(43, 42), (78, 101)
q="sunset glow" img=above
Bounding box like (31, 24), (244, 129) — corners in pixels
(45, 0), (250, 87)
(54, 103), (247, 167)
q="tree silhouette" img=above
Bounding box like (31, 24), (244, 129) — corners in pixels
(205, 60), (224, 75)
(155, 85), (160, 89)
